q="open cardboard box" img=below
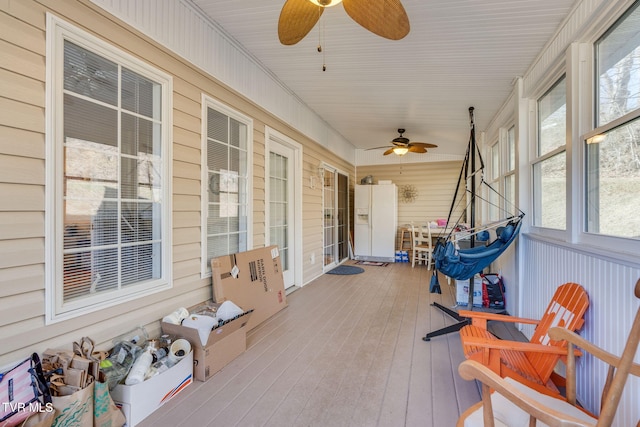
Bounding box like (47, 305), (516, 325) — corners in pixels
(111, 350), (193, 426)
(162, 306), (252, 381)
(210, 245), (287, 331)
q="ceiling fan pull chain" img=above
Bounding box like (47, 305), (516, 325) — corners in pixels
(319, 10), (327, 71)
(317, 6), (322, 53)
(322, 49), (326, 72)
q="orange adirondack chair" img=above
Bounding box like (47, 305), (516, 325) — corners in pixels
(457, 278), (640, 427)
(458, 282), (589, 395)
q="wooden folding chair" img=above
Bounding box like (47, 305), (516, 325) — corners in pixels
(457, 278), (640, 427)
(458, 282), (589, 395)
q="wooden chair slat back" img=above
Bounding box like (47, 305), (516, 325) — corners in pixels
(526, 283), (589, 380)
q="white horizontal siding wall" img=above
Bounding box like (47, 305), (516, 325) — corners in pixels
(89, 0), (355, 164)
(521, 234), (640, 426)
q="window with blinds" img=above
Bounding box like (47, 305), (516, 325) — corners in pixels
(201, 97), (252, 276)
(46, 16), (172, 322)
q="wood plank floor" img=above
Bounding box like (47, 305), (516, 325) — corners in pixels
(140, 261), (483, 427)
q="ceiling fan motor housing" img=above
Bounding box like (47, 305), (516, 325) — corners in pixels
(366, 128), (436, 155)
(392, 129), (409, 145)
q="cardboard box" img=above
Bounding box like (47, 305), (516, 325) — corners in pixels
(111, 350), (193, 427)
(456, 277), (483, 307)
(161, 307), (252, 381)
(211, 246), (287, 330)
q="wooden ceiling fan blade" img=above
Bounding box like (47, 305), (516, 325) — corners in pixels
(383, 147), (395, 156)
(343, 0), (410, 41)
(366, 145), (394, 151)
(278, 0), (323, 45)
(409, 142), (438, 149)
(408, 146), (427, 153)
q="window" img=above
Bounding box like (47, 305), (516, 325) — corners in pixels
(46, 16), (172, 323)
(487, 126), (517, 222)
(507, 126), (516, 171)
(533, 77), (567, 230)
(488, 141), (501, 221)
(585, 1), (640, 240)
(504, 126), (516, 216)
(201, 97), (252, 275)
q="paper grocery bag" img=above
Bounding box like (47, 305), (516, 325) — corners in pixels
(50, 381), (93, 427)
(19, 411), (54, 427)
(93, 381), (125, 427)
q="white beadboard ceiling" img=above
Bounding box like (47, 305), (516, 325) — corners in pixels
(186, 0), (579, 157)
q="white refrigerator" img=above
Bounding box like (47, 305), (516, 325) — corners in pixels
(354, 184), (397, 261)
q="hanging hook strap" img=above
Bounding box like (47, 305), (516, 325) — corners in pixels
(444, 135), (469, 233)
(469, 107), (485, 174)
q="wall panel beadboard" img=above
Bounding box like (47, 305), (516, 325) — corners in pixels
(521, 235), (640, 426)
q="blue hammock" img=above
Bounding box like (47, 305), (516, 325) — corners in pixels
(428, 107), (525, 294)
(429, 216), (523, 293)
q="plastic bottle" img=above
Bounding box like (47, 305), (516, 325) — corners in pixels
(100, 340), (142, 390)
(147, 358), (171, 378)
(162, 307), (189, 325)
(125, 348), (153, 385)
(151, 346), (168, 363)
(115, 326), (148, 347)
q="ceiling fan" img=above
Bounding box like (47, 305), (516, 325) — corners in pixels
(368, 129), (438, 156)
(278, 0), (410, 46)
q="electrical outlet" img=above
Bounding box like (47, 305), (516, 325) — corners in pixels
(310, 252), (315, 264)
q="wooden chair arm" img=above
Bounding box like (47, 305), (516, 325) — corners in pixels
(462, 336), (581, 356)
(458, 360), (595, 427)
(548, 327), (640, 377)
(457, 309), (540, 329)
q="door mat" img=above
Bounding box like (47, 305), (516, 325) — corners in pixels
(355, 261), (389, 267)
(326, 265), (365, 275)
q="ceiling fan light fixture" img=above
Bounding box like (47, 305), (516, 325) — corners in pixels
(308, 0), (343, 7)
(367, 129), (437, 156)
(393, 146), (409, 156)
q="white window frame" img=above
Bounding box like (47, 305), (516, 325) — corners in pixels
(529, 75), (568, 237)
(576, 1), (640, 258)
(485, 125), (517, 223)
(580, 114), (640, 256)
(200, 95), (253, 277)
(504, 125), (517, 216)
(487, 138), (501, 222)
(45, 14), (173, 324)
(523, 3), (640, 263)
